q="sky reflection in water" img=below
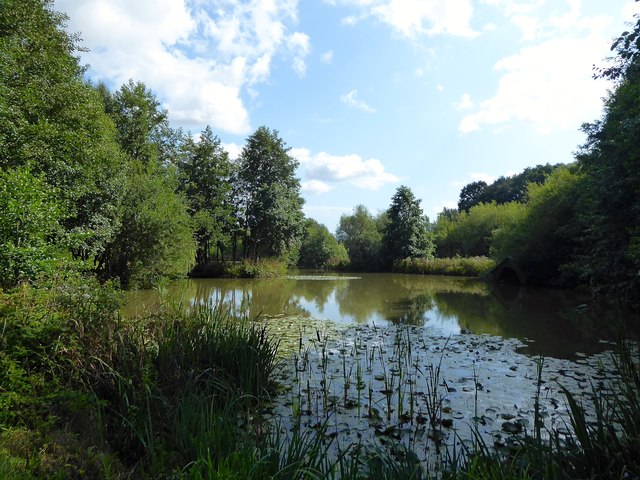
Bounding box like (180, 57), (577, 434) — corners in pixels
(125, 272), (637, 359)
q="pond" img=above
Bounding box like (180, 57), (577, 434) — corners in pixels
(124, 270), (630, 359)
(125, 271), (637, 468)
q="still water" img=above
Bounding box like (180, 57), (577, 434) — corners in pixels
(124, 271), (636, 359)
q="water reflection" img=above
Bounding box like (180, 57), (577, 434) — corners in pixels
(124, 271), (638, 359)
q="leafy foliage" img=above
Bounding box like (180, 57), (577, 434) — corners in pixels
(457, 164), (562, 212)
(575, 21), (640, 301)
(98, 169), (196, 287)
(336, 205), (384, 271)
(299, 219), (349, 268)
(0, 168), (65, 288)
(0, 0), (128, 264)
(237, 126), (305, 261)
(381, 185), (434, 266)
(435, 202), (525, 258)
(491, 168), (582, 285)
(177, 126), (234, 264)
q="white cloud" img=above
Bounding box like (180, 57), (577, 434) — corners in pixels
(321, 50), (334, 64)
(223, 142), (243, 160)
(459, 37), (611, 134)
(340, 89), (376, 113)
(292, 148), (399, 190)
(54, 0), (311, 135)
(454, 93), (474, 111)
(332, 0), (478, 38)
(459, 2), (619, 135)
(288, 31), (311, 77)
(302, 180), (333, 194)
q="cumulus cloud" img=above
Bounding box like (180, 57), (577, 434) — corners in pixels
(54, 0), (311, 134)
(292, 148), (399, 191)
(340, 89), (376, 113)
(459, 37), (611, 134)
(459, 2), (619, 134)
(302, 180), (333, 194)
(331, 0), (478, 38)
(288, 31), (311, 77)
(222, 142), (243, 160)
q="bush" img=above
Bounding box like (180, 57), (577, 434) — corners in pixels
(394, 256), (496, 277)
(223, 257), (288, 278)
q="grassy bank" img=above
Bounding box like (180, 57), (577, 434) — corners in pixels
(190, 257), (288, 278)
(394, 256), (496, 277)
(1, 273), (638, 478)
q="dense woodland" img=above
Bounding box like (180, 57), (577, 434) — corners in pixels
(2, 0), (640, 306)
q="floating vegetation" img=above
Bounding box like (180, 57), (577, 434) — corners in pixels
(265, 321), (621, 471)
(286, 275), (362, 281)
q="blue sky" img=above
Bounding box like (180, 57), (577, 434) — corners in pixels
(54, 0), (639, 232)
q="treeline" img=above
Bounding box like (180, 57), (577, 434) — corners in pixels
(0, 0), (323, 289)
(2, 0), (640, 308)
(337, 25), (640, 306)
(429, 41), (640, 305)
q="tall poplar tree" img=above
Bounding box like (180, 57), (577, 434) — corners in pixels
(237, 126), (304, 260)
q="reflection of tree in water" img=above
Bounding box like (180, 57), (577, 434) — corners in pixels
(332, 274), (435, 325)
(188, 278), (308, 319)
(334, 275), (392, 323)
(432, 284), (635, 359)
(289, 278), (341, 313)
(389, 274), (489, 296)
(385, 294), (433, 325)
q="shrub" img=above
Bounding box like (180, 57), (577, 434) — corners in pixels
(394, 256), (495, 277)
(223, 257), (287, 278)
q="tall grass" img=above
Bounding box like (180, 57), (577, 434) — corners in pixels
(394, 256), (495, 277)
(222, 257), (288, 278)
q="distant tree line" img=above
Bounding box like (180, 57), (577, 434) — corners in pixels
(430, 25), (640, 305)
(336, 186), (434, 271)
(2, 0), (639, 307)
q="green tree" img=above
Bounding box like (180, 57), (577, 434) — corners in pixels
(0, 0), (128, 263)
(298, 219), (349, 268)
(458, 181), (487, 212)
(433, 208), (460, 257)
(575, 17), (640, 301)
(491, 168), (581, 285)
(237, 127), (305, 260)
(178, 126), (234, 264)
(441, 202), (524, 257)
(103, 80), (171, 166)
(336, 205), (383, 271)
(98, 171), (196, 287)
(458, 164), (562, 212)
(381, 186), (434, 266)
(0, 167), (65, 288)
